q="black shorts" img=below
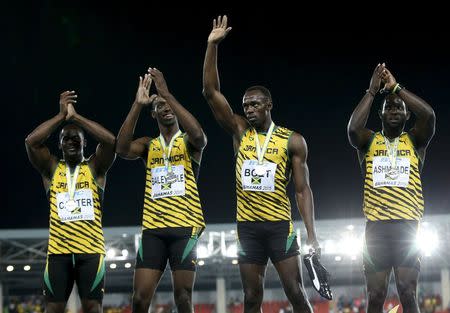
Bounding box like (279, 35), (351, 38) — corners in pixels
(363, 220), (420, 274)
(136, 227), (203, 271)
(237, 220), (300, 265)
(43, 253), (105, 302)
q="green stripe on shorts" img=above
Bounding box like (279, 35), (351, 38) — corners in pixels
(90, 255), (105, 292)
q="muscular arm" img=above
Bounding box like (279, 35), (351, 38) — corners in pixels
(381, 67), (436, 156)
(116, 102), (149, 161)
(24, 113), (64, 180)
(347, 64), (384, 152)
(289, 132), (318, 248)
(202, 16), (248, 150)
(150, 68), (207, 154)
(24, 91), (75, 181)
(68, 106), (116, 180)
(116, 75), (154, 162)
(347, 92), (375, 151)
(399, 89), (436, 151)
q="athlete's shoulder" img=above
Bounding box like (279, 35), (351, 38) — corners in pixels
(49, 159), (65, 183)
(370, 131), (382, 141)
(367, 131), (382, 147)
(287, 131), (308, 158)
(401, 131), (412, 141)
(239, 127), (252, 139)
(146, 136), (161, 149)
(272, 125), (293, 140)
(400, 132), (419, 153)
(180, 132), (189, 142)
(288, 131), (306, 144)
(275, 125), (292, 133)
(54, 159), (70, 171)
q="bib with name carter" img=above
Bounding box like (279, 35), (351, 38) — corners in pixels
(47, 160), (105, 254)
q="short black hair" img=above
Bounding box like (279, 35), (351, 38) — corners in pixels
(381, 93), (407, 111)
(245, 85), (272, 102)
(59, 123), (85, 141)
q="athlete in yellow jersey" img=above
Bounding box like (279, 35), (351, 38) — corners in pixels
(116, 68), (207, 313)
(203, 16), (322, 313)
(25, 91), (116, 313)
(348, 64), (435, 313)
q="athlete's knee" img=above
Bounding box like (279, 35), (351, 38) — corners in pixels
(81, 300), (102, 313)
(174, 286), (193, 312)
(243, 287), (263, 309)
(132, 291), (152, 310)
(284, 283), (310, 310)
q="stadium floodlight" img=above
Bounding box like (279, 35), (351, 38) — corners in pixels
(323, 240), (337, 255)
(6, 265), (14, 272)
(225, 243), (238, 258)
(339, 233), (363, 256)
(197, 244), (210, 258)
(106, 248), (116, 259)
(417, 228), (439, 257)
(198, 260), (205, 266)
(110, 263), (117, 269)
(24, 265), (31, 271)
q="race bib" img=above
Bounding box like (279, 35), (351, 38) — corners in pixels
(151, 165), (185, 199)
(241, 160), (277, 192)
(372, 157), (410, 188)
(56, 189), (95, 222)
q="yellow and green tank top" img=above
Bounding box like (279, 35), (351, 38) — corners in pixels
(363, 131), (424, 221)
(236, 126), (293, 222)
(143, 133), (205, 229)
(47, 160), (105, 254)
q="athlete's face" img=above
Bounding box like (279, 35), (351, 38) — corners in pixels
(380, 94), (410, 129)
(242, 90), (272, 128)
(59, 126), (86, 161)
(152, 96), (177, 126)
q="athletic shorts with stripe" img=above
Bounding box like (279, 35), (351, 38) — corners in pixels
(136, 227), (204, 271)
(237, 220), (300, 265)
(43, 253), (105, 302)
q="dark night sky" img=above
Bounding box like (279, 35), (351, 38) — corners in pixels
(4, 4), (449, 229)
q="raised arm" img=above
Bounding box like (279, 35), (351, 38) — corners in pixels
(25, 91), (74, 179)
(381, 68), (436, 152)
(65, 102), (116, 183)
(347, 64), (385, 151)
(116, 74), (154, 161)
(149, 67), (207, 152)
(202, 15), (248, 142)
(289, 132), (319, 250)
